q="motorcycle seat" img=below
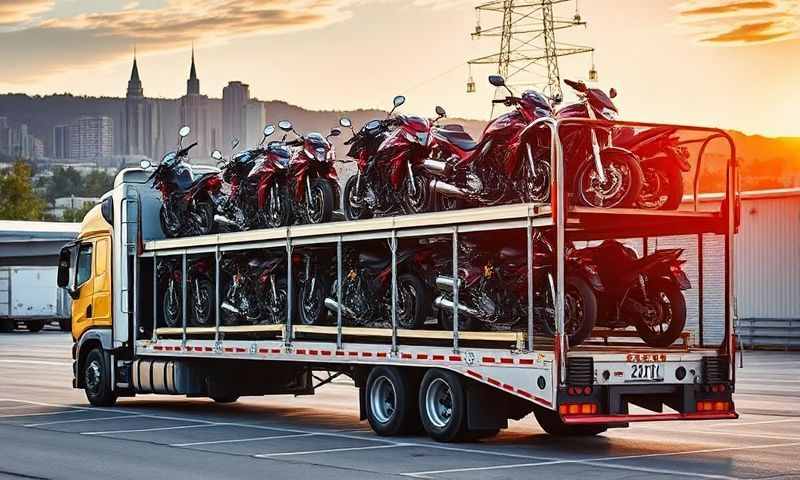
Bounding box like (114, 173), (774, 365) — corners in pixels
(173, 171), (218, 194)
(359, 251), (390, 271)
(435, 128), (478, 151)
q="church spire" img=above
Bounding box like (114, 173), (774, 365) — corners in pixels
(126, 48), (143, 98)
(187, 46), (200, 95)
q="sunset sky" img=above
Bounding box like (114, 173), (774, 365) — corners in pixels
(1, 0), (798, 137)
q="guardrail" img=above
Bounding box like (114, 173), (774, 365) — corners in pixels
(737, 318), (800, 350)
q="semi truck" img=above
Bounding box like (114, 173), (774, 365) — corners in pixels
(0, 266), (71, 332)
(57, 118), (739, 441)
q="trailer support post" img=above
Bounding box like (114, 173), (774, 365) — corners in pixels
(336, 235), (343, 350)
(215, 245), (220, 343)
(526, 217), (534, 352)
(698, 233), (704, 347)
(152, 252), (157, 342)
(181, 252), (187, 346)
(452, 227), (459, 353)
(285, 237), (293, 348)
(390, 231), (398, 354)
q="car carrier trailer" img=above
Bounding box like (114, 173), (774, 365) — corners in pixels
(58, 118), (739, 441)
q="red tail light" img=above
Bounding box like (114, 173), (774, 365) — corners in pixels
(559, 403), (598, 415)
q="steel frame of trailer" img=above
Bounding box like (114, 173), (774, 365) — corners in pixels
(129, 117), (739, 412)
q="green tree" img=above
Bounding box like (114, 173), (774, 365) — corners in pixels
(62, 202), (95, 223)
(0, 161), (46, 220)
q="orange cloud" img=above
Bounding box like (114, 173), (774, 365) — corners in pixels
(681, 1), (776, 16)
(675, 0), (800, 44)
(0, 0), (53, 26)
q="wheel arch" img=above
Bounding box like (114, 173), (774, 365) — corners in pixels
(74, 328), (112, 388)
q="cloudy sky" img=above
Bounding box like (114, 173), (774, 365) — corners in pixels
(0, 0), (798, 136)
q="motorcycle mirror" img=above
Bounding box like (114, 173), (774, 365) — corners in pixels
(435, 105), (447, 117)
(264, 124), (276, 137)
(178, 125), (191, 138)
(329, 128), (341, 137)
(393, 95), (406, 108)
(139, 159), (152, 169)
(488, 75), (505, 87)
(278, 120), (293, 132)
(339, 117), (352, 128)
(231, 137), (240, 151)
(609, 88), (618, 99)
(211, 150), (223, 161)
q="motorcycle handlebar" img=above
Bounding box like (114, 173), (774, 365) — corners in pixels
(177, 142), (198, 157)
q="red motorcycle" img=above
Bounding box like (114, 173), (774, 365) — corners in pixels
(146, 126), (223, 237)
(240, 130), (295, 228)
(158, 256), (214, 327)
(424, 75), (553, 209)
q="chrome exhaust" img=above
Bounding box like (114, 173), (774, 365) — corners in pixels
(214, 214), (238, 228)
(220, 301), (241, 315)
(423, 159), (449, 176)
(429, 179), (468, 199)
(324, 297), (356, 318)
(435, 275), (462, 291)
(433, 296), (479, 317)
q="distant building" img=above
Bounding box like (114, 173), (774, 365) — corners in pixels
(52, 125), (70, 159)
(5, 123), (43, 160)
(124, 53), (158, 160)
(0, 117), (8, 155)
(242, 101), (267, 148)
(179, 49), (216, 158)
(69, 116), (113, 159)
(47, 196), (100, 220)
(223, 81), (250, 147)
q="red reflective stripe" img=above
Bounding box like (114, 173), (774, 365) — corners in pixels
(154, 345), (164, 351)
(401, 353), (412, 359)
(487, 378), (501, 387)
(449, 355), (462, 362)
(561, 411), (738, 424)
(235, 347), (246, 353)
(432, 355), (445, 361)
(466, 370), (483, 380)
(308, 350), (319, 355)
(271, 349), (281, 354)
(321, 351), (332, 356)
(417, 354), (429, 360)
(536, 397), (552, 406)
(377, 352), (388, 358)
(519, 358), (534, 365)
(204, 347), (213, 352)
(348, 351), (358, 357)
(335, 351), (345, 356)
(500, 358), (514, 365)
(224, 347), (233, 353)
(502, 384), (514, 392)
(295, 349), (306, 355)
(362, 352), (373, 357)
(482, 356), (495, 363)
(517, 389), (533, 398)
(258, 348), (270, 354)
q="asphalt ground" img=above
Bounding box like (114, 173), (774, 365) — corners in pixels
(1, 330), (798, 479)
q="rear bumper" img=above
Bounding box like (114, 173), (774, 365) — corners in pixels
(563, 411), (738, 424)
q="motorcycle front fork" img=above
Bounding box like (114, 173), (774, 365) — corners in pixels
(406, 161), (417, 195)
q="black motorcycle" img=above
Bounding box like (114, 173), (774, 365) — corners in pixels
(576, 240), (690, 347)
(219, 251), (289, 325)
(158, 256), (214, 328)
(146, 126), (223, 238)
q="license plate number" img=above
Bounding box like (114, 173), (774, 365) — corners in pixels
(627, 363), (664, 382)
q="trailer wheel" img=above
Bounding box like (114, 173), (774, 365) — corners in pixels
(27, 320), (45, 333)
(211, 395), (240, 404)
(84, 349), (117, 407)
(0, 319), (15, 332)
(419, 369), (468, 442)
(533, 406), (606, 436)
(366, 366), (417, 436)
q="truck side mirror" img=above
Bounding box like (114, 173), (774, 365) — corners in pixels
(57, 243), (79, 298)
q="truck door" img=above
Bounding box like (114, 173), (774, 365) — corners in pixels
(71, 242), (95, 337)
(91, 236), (112, 327)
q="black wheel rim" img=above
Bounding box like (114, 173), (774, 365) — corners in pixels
(193, 283), (211, 325)
(346, 181), (364, 219)
(405, 176), (429, 213)
(641, 290), (672, 336)
(397, 280), (418, 329)
(638, 168), (669, 209)
(164, 283), (181, 327)
(302, 282), (323, 325)
(267, 186), (286, 227)
(564, 285), (585, 336)
(308, 185), (325, 224)
(580, 160), (631, 208)
(85, 359), (102, 396)
(525, 161), (551, 203)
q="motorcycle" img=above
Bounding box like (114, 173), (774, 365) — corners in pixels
(297, 243), (430, 329)
(428, 232), (598, 346)
(340, 95), (435, 218)
(211, 124), (278, 230)
(219, 251), (289, 325)
(268, 121), (341, 226)
(576, 240), (690, 347)
(145, 126), (223, 238)
(158, 256), (215, 328)
(613, 126), (691, 210)
(424, 75), (553, 209)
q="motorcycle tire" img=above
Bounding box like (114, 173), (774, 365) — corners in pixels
(306, 179), (334, 225)
(263, 184), (293, 228)
(396, 273), (430, 330)
(263, 277), (292, 325)
(574, 149), (643, 208)
(633, 278), (687, 348)
(403, 173), (433, 215)
(191, 276), (215, 327)
(193, 200), (216, 236)
(162, 281), (182, 328)
(636, 162), (684, 210)
(563, 275), (597, 347)
(159, 205), (182, 238)
(436, 192), (465, 212)
(298, 273), (331, 326)
(438, 302), (478, 332)
(343, 175), (372, 221)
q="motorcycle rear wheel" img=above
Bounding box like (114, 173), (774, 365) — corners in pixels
(191, 276), (215, 327)
(162, 281), (181, 328)
(636, 163), (684, 210)
(298, 273), (330, 326)
(574, 150), (643, 208)
(633, 279), (686, 348)
(159, 206), (182, 238)
(343, 175), (372, 220)
(396, 273), (429, 330)
(191, 201), (216, 236)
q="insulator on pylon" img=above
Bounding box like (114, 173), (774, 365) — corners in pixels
(589, 65), (598, 81)
(466, 75), (476, 93)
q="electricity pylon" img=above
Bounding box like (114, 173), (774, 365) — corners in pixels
(467, 0), (594, 102)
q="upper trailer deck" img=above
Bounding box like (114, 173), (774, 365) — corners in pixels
(141, 203), (725, 256)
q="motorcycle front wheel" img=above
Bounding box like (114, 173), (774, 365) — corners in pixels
(403, 173), (433, 215)
(523, 159), (551, 204)
(162, 280), (181, 328)
(563, 275), (597, 346)
(306, 179), (334, 225)
(262, 184), (293, 228)
(159, 205), (182, 238)
(632, 279), (687, 348)
(343, 175), (372, 220)
(191, 276), (215, 327)
(191, 201), (216, 236)
(574, 150), (643, 208)
(298, 273), (330, 326)
(262, 278), (291, 325)
(396, 273), (429, 330)
(636, 163), (684, 210)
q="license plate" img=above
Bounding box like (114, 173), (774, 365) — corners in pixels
(626, 363), (664, 382)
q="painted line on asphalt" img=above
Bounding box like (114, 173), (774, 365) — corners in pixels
(0, 359), (72, 366)
(707, 417), (800, 428)
(255, 443), (410, 457)
(0, 405), (40, 411)
(172, 433), (318, 447)
(82, 423), (222, 435)
(0, 409), (89, 419)
(25, 415), (144, 427)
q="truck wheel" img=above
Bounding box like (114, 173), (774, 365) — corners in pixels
(0, 319), (16, 332)
(419, 369), (468, 442)
(211, 395), (240, 404)
(366, 366), (417, 436)
(27, 320), (45, 333)
(84, 349), (117, 407)
(533, 406), (606, 436)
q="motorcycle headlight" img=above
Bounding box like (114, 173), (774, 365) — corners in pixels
(601, 107), (617, 121)
(314, 147), (328, 162)
(416, 132), (429, 145)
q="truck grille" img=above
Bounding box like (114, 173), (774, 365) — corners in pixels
(702, 356), (729, 383)
(566, 357), (594, 385)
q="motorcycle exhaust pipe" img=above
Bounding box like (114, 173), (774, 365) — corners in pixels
(214, 215), (238, 228)
(323, 297), (356, 319)
(435, 275), (462, 291)
(423, 159), (449, 176)
(429, 179), (468, 199)
(433, 296), (479, 317)
(220, 301), (241, 315)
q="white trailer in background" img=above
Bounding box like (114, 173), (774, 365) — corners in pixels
(0, 266), (71, 332)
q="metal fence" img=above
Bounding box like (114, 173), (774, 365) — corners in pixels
(737, 318), (800, 350)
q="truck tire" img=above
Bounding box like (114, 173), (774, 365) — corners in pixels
(84, 349), (117, 407)
(0, 319), (15, 332)
(27, 320), (45, 333)
(419, 369), (468, 442)
(366, 366), (417, 436)
(533, 406), (606, 436)
(211, 395), (240, 404)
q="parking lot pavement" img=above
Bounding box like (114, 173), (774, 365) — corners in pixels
(1, 331), (799, 479)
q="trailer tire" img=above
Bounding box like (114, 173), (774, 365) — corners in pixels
(211, 395), (240, 404)
(533, 406), (606, 436)
(84, 349), (117, 407)
(366, 366), (417, 436)
(419, 369), (468, 442)
(27, 320), (45, 333)
(0, 319), (15, 332)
